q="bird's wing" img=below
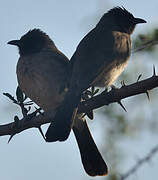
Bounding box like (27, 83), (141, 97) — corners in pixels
(69, 28), (116, 92)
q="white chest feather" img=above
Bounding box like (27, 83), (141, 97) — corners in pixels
(106, 61), (128, 86)
(92, 60), (129, 87)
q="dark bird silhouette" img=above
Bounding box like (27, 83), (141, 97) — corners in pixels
(45, 7), (146, 142)
(8, 29), (108, 176)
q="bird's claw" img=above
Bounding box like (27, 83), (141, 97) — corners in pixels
(121, 80), (126, 87)
(111, 85), (118, 90)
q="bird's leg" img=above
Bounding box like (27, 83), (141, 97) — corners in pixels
(81, 86), (100, 120)
(111, 84), (118, 90)
(81, 89), (94, 120)
(120, 80), (126, 87)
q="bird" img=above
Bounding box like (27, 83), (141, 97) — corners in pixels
(8, 29), (108, 176)
(45, 6), (146, 142)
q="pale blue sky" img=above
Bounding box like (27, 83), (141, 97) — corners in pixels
(0, 1), (158, 180)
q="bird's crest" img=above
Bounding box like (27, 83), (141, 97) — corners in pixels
(106, 6), (134, 19)
(20, 29), (56, 47)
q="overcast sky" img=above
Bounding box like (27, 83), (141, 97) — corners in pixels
(0, 1), (158, 180)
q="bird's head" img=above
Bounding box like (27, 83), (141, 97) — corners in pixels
(8, 29), (56, 55)
(97, 7), (146, 34)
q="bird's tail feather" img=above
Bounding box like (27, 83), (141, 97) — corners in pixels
(45, 90), (81, 142)
(73, 116), (108, 176)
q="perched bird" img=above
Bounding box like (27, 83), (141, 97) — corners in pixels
(46, 7), (146, 142)
(8, 29), (108, 176)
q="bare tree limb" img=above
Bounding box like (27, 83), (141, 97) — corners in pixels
(120, 144), (158, 180)
(0, 72), (158, 137)
(133, 40), (158, 53)
(78, 73), (158, 113)
(0, 110), (54, 136)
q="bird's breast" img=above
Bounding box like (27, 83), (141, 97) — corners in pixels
(113, 31), (131, 57)
(92, 32), (131, 87)
(92, 60), (129, 87)
(16, 57), (65, 111)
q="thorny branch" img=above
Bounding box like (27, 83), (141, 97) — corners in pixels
(120, 144), (158, 180)
(133, 40), (158, 53)
(0, 68), (158, 137)
(3, 87), (45, 142)
(78, 67), (158, 113)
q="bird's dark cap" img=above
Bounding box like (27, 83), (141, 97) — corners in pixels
(7, 29), (58, 55)
(7, 29), (56, 47)
(7, 40), (20, 46)
(105, 6), (147, 24)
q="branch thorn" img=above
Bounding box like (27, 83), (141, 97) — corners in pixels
(153, 65), (156, 76)
(145, 90), (150, 101)
(8, 134), (15, 143)
(137, 74), (142, 82)
(118, 101), (127, 112)
(38, 126), (46, 141)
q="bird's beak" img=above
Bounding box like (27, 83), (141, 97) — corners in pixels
(7, 40), (20, 46)
(133, 18), (147, 24)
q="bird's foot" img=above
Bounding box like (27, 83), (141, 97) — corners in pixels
(110, 84), (118, 90)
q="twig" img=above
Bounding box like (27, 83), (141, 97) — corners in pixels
(120, 144), (158, 180)
(133, 40), (158, 53)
